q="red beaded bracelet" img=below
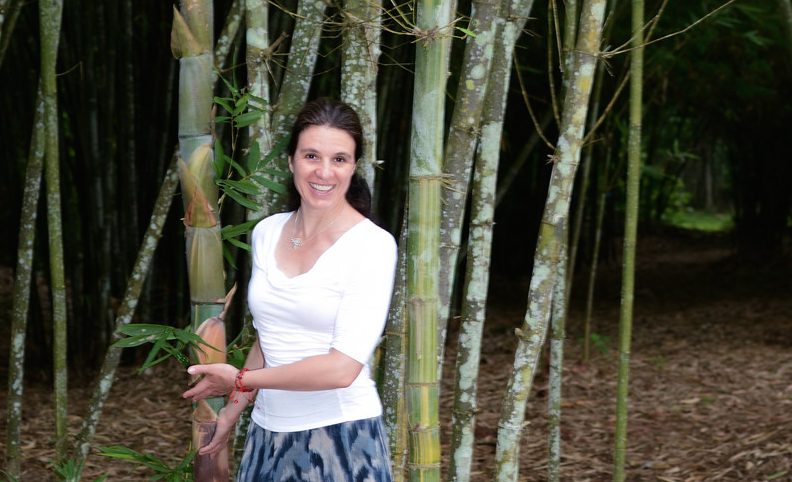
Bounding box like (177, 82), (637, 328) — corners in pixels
(230, 368), (255, 404)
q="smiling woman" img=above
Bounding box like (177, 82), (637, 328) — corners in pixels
(182, 98), (397, 482)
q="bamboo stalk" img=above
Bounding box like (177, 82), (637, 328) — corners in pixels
(438, 0), (499, 374)
(405, 1), (453, 479)
(379, 222), (409, 482)
(73, 158), (180, 474)
(40, 0), (68, 464)
(341, 0), (382, 188)
(173, 3), (230, 479)
(267, 0), (328, 212)
(5, 89), (45, 480)
(494, 1), (609, 480)
(613, 0), (644, 480)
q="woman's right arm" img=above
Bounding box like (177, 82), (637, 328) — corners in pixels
(195, 338), (264, 457)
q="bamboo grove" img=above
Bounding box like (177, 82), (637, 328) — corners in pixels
(3, 0), (792, 481)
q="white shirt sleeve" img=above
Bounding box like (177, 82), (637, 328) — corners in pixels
(330, 224), (397, 365)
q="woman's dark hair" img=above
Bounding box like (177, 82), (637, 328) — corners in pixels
(286, 98), (371, 218)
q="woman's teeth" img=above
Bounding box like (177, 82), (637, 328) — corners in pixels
(310, 183), (333, 192)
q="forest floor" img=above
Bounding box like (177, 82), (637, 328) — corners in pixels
(1, 230), (791, 481)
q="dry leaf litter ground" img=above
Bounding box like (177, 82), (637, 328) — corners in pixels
(1, 231), (790, 481)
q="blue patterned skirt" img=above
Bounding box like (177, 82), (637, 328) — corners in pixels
(236, 416), (393, 482)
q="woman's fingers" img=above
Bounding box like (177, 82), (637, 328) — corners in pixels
(182, 363), (237, 400)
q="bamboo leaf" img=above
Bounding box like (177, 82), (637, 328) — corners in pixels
(213, 96), (234, 115)
(112, 335), (159, 348)
(221, 219), (260, 238)
(220, 179), (261, 195)
(225, 236), (251, 251)
(225, 157), (246, 178)
(137, 332), (178, 372)
(223, 188), (262, 210)
(258, 167), (291, 179)
(247, 140), (261, 172)
(223, 244), (238, 270)
(162, 343), (191, 368)
(251, 175), (288, 194)
(234, 110), (265, 128)
(117, 324), (173, 337)
(212, 141), (226, 179)
(455, 26), (477, 37)
(263, 136), (290, 165)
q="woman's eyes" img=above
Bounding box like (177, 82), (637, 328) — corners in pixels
(304, 154), (348, 163)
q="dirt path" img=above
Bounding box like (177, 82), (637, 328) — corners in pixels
(2, 232), (791, 481)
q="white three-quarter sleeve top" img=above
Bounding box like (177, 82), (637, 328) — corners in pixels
(247, 212), (397, 432)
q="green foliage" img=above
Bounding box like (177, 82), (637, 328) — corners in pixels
(662, 210), (733, 233)
(579, 333), (611, 354)
(211, 71), (290, 267)
(224, 329), (252, 370)
(1, 471), (19, 482)
(97, 446), (194, 482)
(51, 459), (108, 482)
(112, 324), (215, 372)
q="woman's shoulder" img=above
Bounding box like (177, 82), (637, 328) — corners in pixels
(252, 212), (292, 238)
(349, 219), (397, 256)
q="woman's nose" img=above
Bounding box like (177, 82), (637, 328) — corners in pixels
(315, 159), (332, 177)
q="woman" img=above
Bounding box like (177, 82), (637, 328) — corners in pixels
(183, 98), (397, 481)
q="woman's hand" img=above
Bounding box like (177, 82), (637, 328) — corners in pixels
(198, 404), (244, 457)
(182, 363), (238, 401)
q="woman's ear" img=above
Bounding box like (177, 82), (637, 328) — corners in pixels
(288, 157), (293, 173)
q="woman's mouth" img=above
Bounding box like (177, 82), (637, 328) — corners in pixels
(309, 182), (333, 193)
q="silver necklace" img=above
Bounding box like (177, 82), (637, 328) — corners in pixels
(290, 209), (344, 249)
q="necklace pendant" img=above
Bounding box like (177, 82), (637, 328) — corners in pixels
(290, 237), (303, 249)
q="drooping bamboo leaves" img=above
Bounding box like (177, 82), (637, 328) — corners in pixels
(613, 0), (644, 480)
(494, 1), (608, 480)
(406, 0), (453, 479)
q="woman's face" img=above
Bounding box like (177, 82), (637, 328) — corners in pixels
(289, 125), (358, 212)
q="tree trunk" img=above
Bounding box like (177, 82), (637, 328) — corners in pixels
(246, 0), (273, 222)
(5, 90), (45, 480)
(341, 0), (382, 188)
(547, 235), (567, 482)
(494, 1), (608, 480)
(613, 0), (643, 480)
(447, 38), (502, 476)
(73, 158), (180, 479)
(267, 0), (328, 212)
(0, 0), (22, 68)
(437, 0), (499, 376)
(406, 0), (453, 478)
(172, 3), (230, 479)
(380, 223), (409, 482)
(40, 0), (68, 464)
